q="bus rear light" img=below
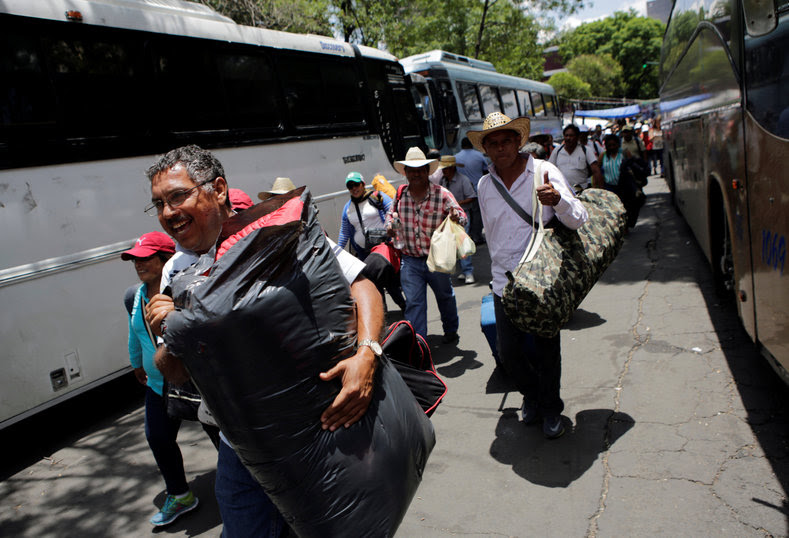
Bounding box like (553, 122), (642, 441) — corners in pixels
(65, 10), (83, 22)
(732, 179), (741, 190)
(738, 290), (747, 302)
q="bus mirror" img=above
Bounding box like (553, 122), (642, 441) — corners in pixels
(742, 0), (777, 37)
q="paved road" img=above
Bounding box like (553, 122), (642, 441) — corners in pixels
(1, 176), (787, 537)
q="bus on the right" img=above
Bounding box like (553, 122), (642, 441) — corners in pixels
(660, 0), (789, 383)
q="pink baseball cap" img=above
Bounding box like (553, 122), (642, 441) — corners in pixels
(121, 232), (175, 260)
(229, 188), (254, 210)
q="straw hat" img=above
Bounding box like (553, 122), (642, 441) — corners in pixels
(393, 147), (440, 176)
(436, 155), (464, 170)
(257, 177), (296, 200)
(466, 112), (531, 152)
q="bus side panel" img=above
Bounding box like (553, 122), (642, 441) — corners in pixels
(671, 118), (710, 256)
(0, 261), (133, 427)
(745, 114), (789, 371)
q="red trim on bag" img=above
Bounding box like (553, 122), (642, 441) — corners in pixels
(216, 197), (304, 260)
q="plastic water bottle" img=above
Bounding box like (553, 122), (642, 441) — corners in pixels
(391, 213), (405, 250)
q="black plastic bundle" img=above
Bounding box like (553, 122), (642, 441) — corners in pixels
(164, 188), (435, 537)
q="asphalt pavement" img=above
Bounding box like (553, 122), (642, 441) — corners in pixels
(1, 176), (787, 537)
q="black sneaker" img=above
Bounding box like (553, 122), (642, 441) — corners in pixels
(442, 332), (459, 345)
(543, 415), (565, 439)
(521, 400), (539, 425)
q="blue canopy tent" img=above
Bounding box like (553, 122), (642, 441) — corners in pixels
(574, 104), (641, 118)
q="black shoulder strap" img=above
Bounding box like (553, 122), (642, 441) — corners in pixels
(352, 201), (366, 234)
(491, 178), (534, 228)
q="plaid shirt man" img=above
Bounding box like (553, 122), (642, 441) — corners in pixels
(386, 183), (466, 258)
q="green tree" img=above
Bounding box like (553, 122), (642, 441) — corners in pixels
(199, 0), (332, 35)
(566, 53), (623, 97)
(599, 16), (665, 98)
(559, 10), (665, 99)
(548, 71), (591, 99)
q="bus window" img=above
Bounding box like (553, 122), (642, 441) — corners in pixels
(155, 39), (226, 132)
(543, 94), (556, 116)
(517, 90), (533, 116)
(457, 81), (482, 121)
(0, 28), (57, 151)
(48, 31), (144, 140)
(478, 84), (501, 116)
(530, 91), (545, 116)
(501, 88), (519, 118)
(438, 79), (460, 147)
(278, 54), (366, 129)
(745, 9), (789, 137)
(217, 52), (281, 131)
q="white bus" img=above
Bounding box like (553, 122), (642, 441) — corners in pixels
(0, 0), (424, 428)
(400, 50), (562, 154)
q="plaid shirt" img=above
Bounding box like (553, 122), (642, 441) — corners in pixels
(386, 183), (467, 258)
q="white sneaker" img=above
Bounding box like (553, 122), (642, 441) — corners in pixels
(457, 273), (466, 282)
(464, 273), (475, 284)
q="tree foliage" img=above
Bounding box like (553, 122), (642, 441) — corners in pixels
(199, 0), (586, 80)
(566, 54), (623, 97)
(559, 10), (665, 99)
(548, 71), (591, 99)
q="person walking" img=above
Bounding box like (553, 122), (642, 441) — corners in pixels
(337, 171), (392, 260)
(469, 112), (588, 439)
(122, 232), (201, 526)
(386, 147), (466, 343)
(455, 137), (488, 243)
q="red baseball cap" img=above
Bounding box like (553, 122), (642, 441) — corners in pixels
(229, 188), (254, 210)
(121, 232), (175, 260)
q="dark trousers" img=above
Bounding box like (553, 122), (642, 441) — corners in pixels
(493, 295), (563, 416)
(145, 387), (188, 495)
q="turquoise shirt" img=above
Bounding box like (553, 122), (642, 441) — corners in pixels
(127, 283), (165, 396)
(601, 150), (624, 186)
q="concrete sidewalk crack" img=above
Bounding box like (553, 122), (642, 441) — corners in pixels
(586, 207), (662, 537)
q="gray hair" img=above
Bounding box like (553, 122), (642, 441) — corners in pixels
(145, 145), (226, 188)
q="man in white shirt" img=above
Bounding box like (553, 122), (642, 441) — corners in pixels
(549, 124), (603, 191)
(468, 113), (588, 439)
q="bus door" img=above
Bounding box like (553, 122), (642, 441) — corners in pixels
(743, 4), (789, 367)
(408, 73), (442, 151)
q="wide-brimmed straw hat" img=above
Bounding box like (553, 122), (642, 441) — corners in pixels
(466, 112), (531, 153)
(257, 177), (296, 200)
(393, 147), (440, 176)
(436, 155), (464, 170)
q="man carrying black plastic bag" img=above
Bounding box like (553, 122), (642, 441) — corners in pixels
(143, 145), (434, 537)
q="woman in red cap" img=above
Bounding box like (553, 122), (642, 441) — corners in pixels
(122, 232), (200, 527)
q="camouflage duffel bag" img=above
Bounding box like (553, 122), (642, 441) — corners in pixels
(502, 188), (627, 338)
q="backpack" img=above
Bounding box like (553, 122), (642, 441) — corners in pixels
(381, 320), (447, 416)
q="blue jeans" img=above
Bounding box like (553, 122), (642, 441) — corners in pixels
(215, 441), (284, 538)
(144, 387), (188, 495)
(400, 255), (459, 337)
(493, 295), (564, 417)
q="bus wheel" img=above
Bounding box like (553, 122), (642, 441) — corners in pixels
(711, 190), (735, 300)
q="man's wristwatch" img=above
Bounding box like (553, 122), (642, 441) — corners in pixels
(358, 338), (383, 357)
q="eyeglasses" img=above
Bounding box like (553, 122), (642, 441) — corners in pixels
(144, 178), (215, 216)
(346, 182), (362, 190)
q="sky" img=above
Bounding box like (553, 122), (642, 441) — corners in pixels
(554, 0), (647, 31)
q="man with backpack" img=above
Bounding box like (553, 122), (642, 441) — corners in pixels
(549, 124), (604, 191)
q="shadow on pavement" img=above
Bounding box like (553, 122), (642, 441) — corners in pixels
(489, 409), (635, 488)
(152, 471), (221, 535)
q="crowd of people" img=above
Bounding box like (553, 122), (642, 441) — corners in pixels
(123, 110), (662, 535)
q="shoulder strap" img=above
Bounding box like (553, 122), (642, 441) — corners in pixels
(395, 183), (408, 213)
(548, 144), (563, 164)
(491, 176), (534, 228)
(352, 201), (366, 234)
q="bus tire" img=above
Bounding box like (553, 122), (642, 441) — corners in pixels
(709, 185), (735, 302)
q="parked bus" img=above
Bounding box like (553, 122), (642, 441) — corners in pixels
(400, 50), (562, 154)
(659, 0), (789, 383)
(0, 0), (424, 429)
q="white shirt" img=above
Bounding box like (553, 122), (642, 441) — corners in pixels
(548, 144), (597, 187)
(478, 155), (588, 296)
